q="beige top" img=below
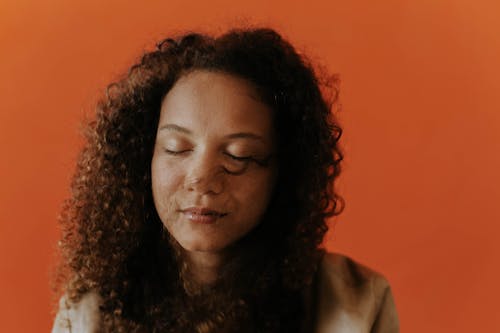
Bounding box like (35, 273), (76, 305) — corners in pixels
(51, 252), (399, 333)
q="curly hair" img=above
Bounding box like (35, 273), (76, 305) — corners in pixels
(55, 27), (344, 332)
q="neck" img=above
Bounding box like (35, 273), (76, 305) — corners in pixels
(166, 230), (266, 293)
(183, 250), (228, 285)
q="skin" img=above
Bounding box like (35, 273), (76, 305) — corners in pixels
(151, 70), (278, 284)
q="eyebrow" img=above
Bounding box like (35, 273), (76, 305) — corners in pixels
(225, 132), (266, 143)
(159, 124), (192, 134)
(159, 123), (266, 143)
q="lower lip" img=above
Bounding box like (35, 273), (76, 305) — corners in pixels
(183, 212), (224, 224)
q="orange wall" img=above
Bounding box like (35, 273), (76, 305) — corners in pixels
(1, 0), (499, 331)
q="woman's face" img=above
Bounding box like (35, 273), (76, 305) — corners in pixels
(151, 70), (278, 255)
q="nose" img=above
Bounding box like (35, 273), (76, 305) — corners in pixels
(184, 150), (224, 195)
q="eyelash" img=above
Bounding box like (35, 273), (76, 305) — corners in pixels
(164, 149), (191, 155)
(163, 149), (272, 176)
(164, 149), (253, 161)
(224, 152), (253, 162)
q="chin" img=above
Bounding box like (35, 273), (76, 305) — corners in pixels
(179, 238), (230, 254)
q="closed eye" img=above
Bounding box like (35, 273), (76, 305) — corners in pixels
(224, 153), (253, 161)
(164, 149), (192, 155)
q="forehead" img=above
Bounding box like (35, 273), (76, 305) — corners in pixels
(158, 70), (274, 137)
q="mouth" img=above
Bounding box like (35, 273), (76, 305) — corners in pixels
(180, 207), (228, 224)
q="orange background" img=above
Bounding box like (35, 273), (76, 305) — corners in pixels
(1, 0), (499, 331)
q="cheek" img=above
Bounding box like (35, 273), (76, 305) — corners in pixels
(234, 173), (276, 221)
(151, 157), (184, 213)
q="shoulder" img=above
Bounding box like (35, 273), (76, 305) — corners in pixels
(51, 291), (101, 333)
(315, 252), (399, 333)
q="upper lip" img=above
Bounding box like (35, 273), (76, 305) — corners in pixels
(181, 207), (227, 216)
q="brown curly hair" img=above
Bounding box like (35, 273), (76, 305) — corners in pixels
(55, 27), (344, 332)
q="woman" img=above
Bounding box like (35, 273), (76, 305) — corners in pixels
(52, 27), (399, 332)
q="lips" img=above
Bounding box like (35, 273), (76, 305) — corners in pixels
(180, 207), (228, 224)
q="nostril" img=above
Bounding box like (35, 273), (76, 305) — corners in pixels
(185, 174), (224, 195)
